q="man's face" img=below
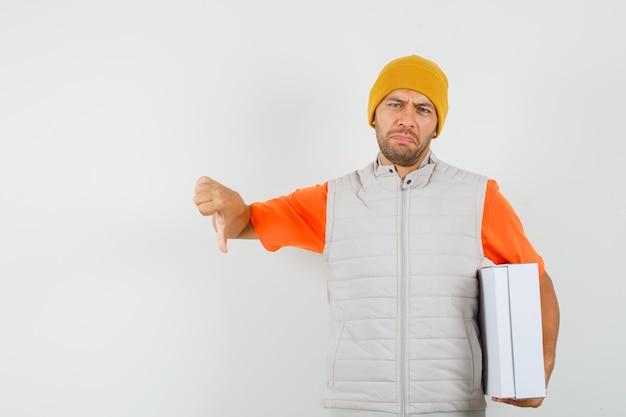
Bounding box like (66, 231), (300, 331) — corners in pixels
(373, 89), (439, 170)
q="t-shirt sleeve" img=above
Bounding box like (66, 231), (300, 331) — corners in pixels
(250, 183), (328, 253)
(482, 179), (546, 276)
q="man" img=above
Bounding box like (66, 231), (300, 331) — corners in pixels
(194, 55), (560, 417)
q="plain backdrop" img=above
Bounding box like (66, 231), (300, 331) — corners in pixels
(1, 1), (624, 416)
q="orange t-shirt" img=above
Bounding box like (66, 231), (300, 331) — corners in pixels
(250, 179), (545, 275)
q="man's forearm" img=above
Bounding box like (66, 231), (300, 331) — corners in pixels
(233, 206), (258, 239)
(539, 271), (560, 386)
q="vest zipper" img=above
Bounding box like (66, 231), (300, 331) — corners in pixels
(399, 179), (410, 417)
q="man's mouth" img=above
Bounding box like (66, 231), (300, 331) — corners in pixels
(390, 134), (415, 144)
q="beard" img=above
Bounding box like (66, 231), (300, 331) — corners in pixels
(375, 126), (436, 167)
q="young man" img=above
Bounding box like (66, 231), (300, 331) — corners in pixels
(194, 55), (559, 417)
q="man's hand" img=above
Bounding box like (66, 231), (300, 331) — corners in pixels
(193, 176), (254, 253)
(491, 396), (544, 408)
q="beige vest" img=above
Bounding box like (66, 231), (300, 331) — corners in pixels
(322, 154), (489, 416)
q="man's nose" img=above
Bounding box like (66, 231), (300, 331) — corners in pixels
(397, 107), (415, 128)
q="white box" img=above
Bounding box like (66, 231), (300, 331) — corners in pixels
(478, 263), (546, 399)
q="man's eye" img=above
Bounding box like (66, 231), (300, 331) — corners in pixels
(417, 107), (430, 113)
(389, 102), (401, 108)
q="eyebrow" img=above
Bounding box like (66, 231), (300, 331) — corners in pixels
(385, 96), (435, 108)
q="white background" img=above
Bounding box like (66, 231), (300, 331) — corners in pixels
(1, 1), (624, 416)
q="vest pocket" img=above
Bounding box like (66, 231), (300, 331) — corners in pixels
(326, 322), (345, 392)
(464, 319), (483, 391)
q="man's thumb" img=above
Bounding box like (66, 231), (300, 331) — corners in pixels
(215, 212), (228, 253)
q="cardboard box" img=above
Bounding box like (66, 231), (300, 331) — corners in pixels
(478, 263), (546, 399)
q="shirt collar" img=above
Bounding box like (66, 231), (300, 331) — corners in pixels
(375, 150), (433, 175)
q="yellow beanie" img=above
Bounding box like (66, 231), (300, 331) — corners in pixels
(368, 55), (449, 137)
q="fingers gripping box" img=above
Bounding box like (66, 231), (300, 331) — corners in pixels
(478, 263), (546, 399)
